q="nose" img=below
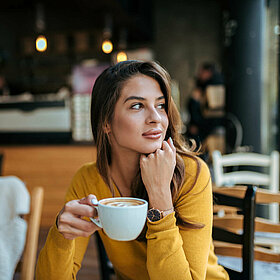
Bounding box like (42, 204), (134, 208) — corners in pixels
(146, 107), (161, 124)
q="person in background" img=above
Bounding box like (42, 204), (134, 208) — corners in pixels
(196, 62), (224, 95)
(36, 60), (228, 280)
(186, 62), (225, 145)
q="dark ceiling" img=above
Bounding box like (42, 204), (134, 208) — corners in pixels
(0, 0), (154, 44)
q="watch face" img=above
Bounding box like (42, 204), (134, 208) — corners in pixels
(147, 208), (161, 222)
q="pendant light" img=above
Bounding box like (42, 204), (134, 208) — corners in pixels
(102, 14), (113, 54)
(35, 3), (47, 52)
(116, 28), (127, 62)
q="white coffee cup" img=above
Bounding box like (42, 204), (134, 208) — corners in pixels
(90, 197), (148, 241)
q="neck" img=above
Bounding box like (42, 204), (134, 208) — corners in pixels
(110, 150), (140, 196)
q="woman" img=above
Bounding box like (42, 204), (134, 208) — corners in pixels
(36, 61), (228, 280)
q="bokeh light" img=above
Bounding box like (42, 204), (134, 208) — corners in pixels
(117, 51), (127, 62)
(36, 35), (47, 52)
(102, 39), (113, 54)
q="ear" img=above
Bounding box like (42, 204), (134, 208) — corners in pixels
(104, 123), (111, 134)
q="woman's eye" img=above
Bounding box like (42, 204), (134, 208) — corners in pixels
(157, 103), (166, 109)
(130, 103), (143, 110)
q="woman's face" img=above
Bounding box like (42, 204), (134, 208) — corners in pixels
(107, 74), (169, 155)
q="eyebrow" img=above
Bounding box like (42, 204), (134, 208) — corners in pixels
(123, 96), (165, 103)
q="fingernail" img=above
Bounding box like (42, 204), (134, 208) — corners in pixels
(91, 198), (98, 205)
(169, 137), (173, 145)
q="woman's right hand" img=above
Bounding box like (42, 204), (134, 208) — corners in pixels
(57, 194), (101, 240)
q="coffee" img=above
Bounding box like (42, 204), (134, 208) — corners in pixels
(101, 198), (144, 207)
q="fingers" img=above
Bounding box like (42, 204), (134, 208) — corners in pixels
(141, 138), (176, 161)
(59, 213), (99, 233)
(162, 137), (176, 155)
(140, 150), (162, 163)
(65, 200), (96, 218)
(168, 137), (176, 152)
(161, 140), (171, 152)
(140, 154), (148, 170)
(140, 153), (146, 163)
(79, 194), (98, 206)
(59, 220), (99, 239)
(58, 195), (101, 240)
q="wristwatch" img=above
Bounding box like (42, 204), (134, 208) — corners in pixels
(147, 207), (174, 222)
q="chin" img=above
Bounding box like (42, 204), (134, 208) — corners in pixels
(140, 142), (162, 154)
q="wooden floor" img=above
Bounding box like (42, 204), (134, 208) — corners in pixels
(38, 227), (106, 280)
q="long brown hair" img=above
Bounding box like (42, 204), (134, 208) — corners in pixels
(91, 60), (203, 229)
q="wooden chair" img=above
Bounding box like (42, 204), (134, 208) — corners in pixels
(94, 232), (115, 280)
(15, 186), (44, 280)
(212, 150), (279, 222)
(213, 185), (257, 280)
(213, 186), (280, 280)
(0, 153), (3, 175)
(214, 185), (280, 250)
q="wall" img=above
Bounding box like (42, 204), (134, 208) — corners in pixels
(0, 1), (152, 95)
(154, 0), (224, 111)
(1, 145), (97, 227)
(0, 7), (107, 95)
(0, 0), (224, 108)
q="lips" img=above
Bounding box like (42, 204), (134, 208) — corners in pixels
(142, 129), (162, 139)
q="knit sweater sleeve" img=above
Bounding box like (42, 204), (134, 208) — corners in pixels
(146, 157), (213, 280)
(35, 165), (94, 280)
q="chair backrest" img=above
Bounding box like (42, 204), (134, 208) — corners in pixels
(212, 150), (279, 222)
(22, 187), (44, 280)
(213, 185), (257, 280)
(16, 187), (44, 280)
(0, 153), (3, 176)
(213, 186), (280, 264)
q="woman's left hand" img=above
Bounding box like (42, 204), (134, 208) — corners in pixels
(140, 137), (176, 210)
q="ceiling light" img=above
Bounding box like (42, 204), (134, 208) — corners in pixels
(35, 3), (47, 52)
(36, 35), (47, 52)
(102, 39), (113, 54)
(117, 51), (127, 62)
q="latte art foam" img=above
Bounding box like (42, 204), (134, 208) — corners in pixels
(101, 199), (144, 207)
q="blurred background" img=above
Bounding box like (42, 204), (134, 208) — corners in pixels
(0, 0), (280, 279)
(0, 0), (279, 154)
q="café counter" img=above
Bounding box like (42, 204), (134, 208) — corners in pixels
(0, 145), (97, 227)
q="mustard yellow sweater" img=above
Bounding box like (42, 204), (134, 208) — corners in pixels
(36, 156), (229, 280)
